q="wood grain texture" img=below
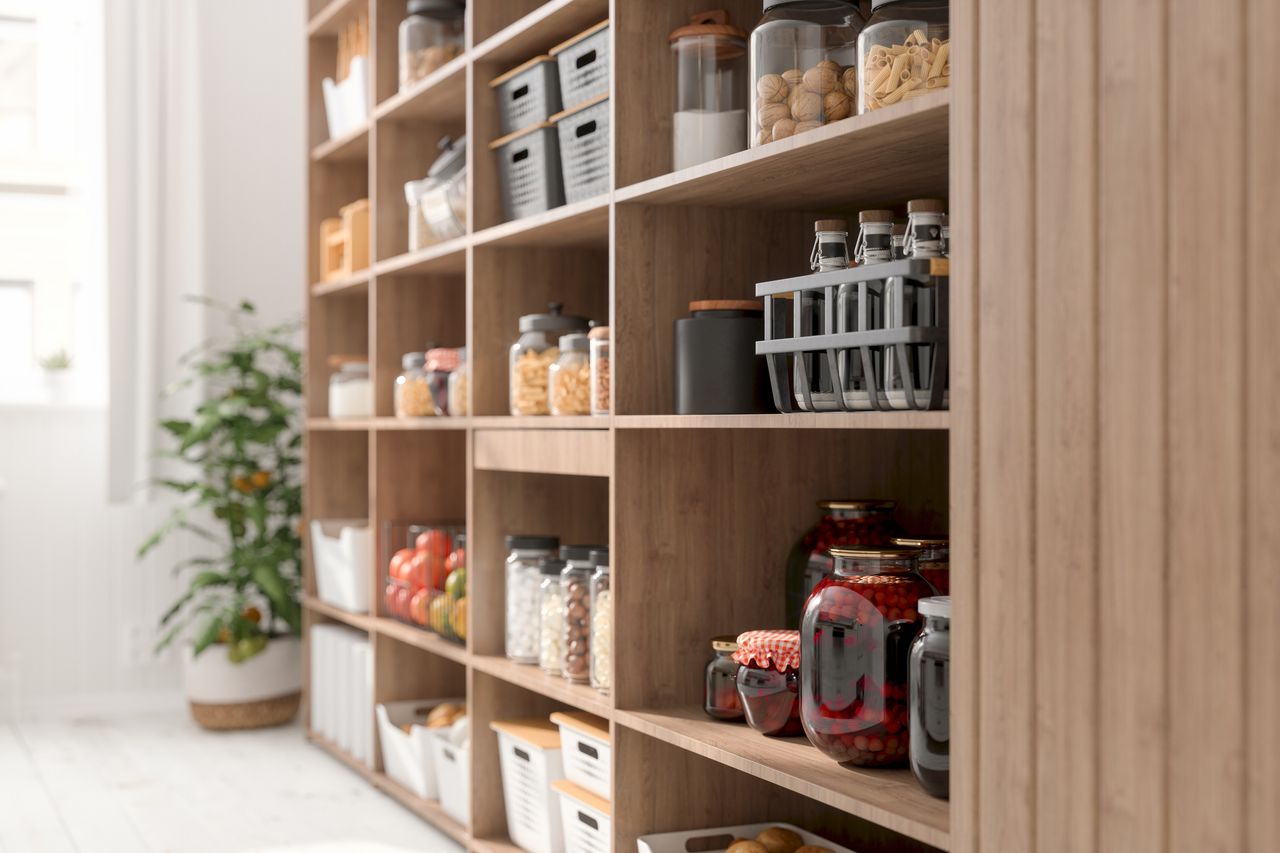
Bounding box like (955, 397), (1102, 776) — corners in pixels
(1245, 2), (1280, 848)
(974, 0), (1035, 850)
(1167, 0), (1246, 850)
(472, 428), (611, 477)
(1032, 0), (1098, 850)
(371, 273), (465, 416)
(1096, 0), (1169, 850)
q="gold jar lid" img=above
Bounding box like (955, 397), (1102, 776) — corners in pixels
(829, 545), (922, 560)
(818, 499), (896, 511)
(892, 536), (948, 548)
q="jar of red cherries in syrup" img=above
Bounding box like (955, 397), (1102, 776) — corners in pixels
(733, 630), (803, 737)
(799, 546), (932, 767)
(785, 500), (902, 626)
(893, 536), (949, 594)
(704, 636), (745, 722)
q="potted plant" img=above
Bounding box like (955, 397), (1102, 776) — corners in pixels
(139, 299), (304, 730)
(39, 349), (73, 401)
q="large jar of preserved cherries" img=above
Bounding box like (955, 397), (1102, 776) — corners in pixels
(784, 500), (901, 626)
(800, 546), (932, 767)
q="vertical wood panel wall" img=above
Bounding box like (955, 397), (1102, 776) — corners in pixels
(954, 0), (1278, 849)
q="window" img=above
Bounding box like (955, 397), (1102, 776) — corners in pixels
(0, 17), (37, 155)
(0, 280), (34, 366)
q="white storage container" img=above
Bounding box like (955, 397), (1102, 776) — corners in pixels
(310, 519), (371, 613)
(350, 639), (373, 764)
(552, 780), (611, 853)
(376, 699), (463, 799)
(492, 719), (566, 853)
(549, 711), (610, 801)
(322, 54), (369, 140)
(637, 823), (859, 853)
(307, 624), (372, 766)
(429, 726), (471, 826)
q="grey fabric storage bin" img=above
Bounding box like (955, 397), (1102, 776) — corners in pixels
(491, 56), (563, 137)
(490, 122), (565, 222)
(553, 96), (610, 203)
(551, 21), (609, 110)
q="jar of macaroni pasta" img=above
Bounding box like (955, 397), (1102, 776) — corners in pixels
(549, 332), (591, 416)
(857, 0), (950, 114)
(589, 326), (610, 415)
(447, 347), (469, 416)
(510, 303), (589, 416)
(394, 352), (434, 418)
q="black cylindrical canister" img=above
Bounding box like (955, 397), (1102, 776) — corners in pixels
(673, 299), (771, 414)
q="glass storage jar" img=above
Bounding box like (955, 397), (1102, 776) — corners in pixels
(589, 548), (611, 694)
(329, 356), (373, 418)
(538, 557), (568, 675)
(398, 0), (465, 92)
(894, 536), (949, 594)
(785, 499), (901, 626)
(447, 347), (469, 416)
(405, 136), (467, 250)
(395, 351), (434, 418)
(733, 629), (803, 736)
(589, 326), (610, 415)
(425, 347), (460, 416)
(560, 545), (605, 684)
(800, 546), (933, 767)
(549, 332), (591, 416)
(505, 535), (560, 664)
(836, 209), (894, 410)
(910, 595), (950, 798)
(510, 303), (589, 416)
(670, 10), (749, 170)
(856, 0), (949, 114)
(705, 636), (745, 722)
(883, 198), (947, 410)
(749, 0), (863, 147)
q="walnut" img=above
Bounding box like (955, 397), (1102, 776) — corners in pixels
(789, 90), (822, 122)
(772, 118), (797, 140)
(794, 120), (820, 134)
(757, 127), (772, 146)
(781, 67), (804, 86)
(841, 66), (858, 96)
(803, 63), (839, 94)
(757, 100), (791, 129)
(823, 89), (851, 121)
(755, 73), (789, 103)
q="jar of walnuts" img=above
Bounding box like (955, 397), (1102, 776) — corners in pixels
(749, 0), (864, 146)
(509, 303), (589, 416)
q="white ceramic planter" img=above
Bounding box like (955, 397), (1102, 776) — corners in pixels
(183, 635), (302, 729)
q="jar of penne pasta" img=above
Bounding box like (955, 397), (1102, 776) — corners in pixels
(856, 0), (950, 114)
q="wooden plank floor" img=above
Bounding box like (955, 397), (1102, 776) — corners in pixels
(0, 711), (464, 853)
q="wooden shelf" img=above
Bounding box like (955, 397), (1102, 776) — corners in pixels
(306, 417), (375, 431)
(303, 594), (376, 632)
(372, 772), (470, 846)
(306, 0), (365, 37)
(468, 415), (610, 430)
(370, 416), (469, 431)
(310, 269), (369, 297)
(471, 195), (609, 249)
(615, 92), (949, 210)
(470, 654), (613, 720)
(616, 707), (950, 852)
(472, 0), (609, 66)
(473, 427), (611, 477)
(374, 616), (469, 665)
(614, 412), (950, 430)
(373, 54), (467, 125)
(311, 121), (369, 163)
(374, 237), (467, 277)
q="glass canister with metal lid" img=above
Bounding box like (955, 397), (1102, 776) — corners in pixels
(510, 303), (589, 416)
(856, 0), (950, 114)
(670, 10), (749, 170)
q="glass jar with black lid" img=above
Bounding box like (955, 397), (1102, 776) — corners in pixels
(910, 595), (950, 798)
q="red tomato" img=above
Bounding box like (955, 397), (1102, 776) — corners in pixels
(394, 586), (412, 619)
(389, 548), (413, 581)
(408, 551), (429, 591)
(415, 529), (452, 561)
(445, 547), (465, 574)
(384, 582), (399, 615)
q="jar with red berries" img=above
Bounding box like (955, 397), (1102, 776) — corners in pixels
(733, 629), (803, 737)
(799, 546), (932, 767)
(704, 636), (745, 722)
(893, 535), (949, 594)
(784, 500), (902, 627)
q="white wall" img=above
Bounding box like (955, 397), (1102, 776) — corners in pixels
(0, 0), (305, 717)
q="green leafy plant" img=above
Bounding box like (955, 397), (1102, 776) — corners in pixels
(139, 299), (303, 663)
(39, 349), (72, 370)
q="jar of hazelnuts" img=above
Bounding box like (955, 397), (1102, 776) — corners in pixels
(749, 0), (864, 147)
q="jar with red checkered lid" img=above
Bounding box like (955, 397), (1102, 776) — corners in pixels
(733, 629), (803, 737)
(800, 546), (931, 767)
(784, 500), (902, 627)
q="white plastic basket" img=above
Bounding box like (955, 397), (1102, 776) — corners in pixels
(550, 711), (610, 801)
(376, 699), (464, 799)
(310, 519), (371, 613)
(492, 719), (566, 853)
(636, 822), (859, 853)
(322, 55), (369, 140)
(553, 780), (611, 853)
(429, 726), (471, 826)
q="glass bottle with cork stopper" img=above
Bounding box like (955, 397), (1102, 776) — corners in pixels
(793, 218), (847, 410)
(885, 197), (947, 408)
(836, 209), (895, 409)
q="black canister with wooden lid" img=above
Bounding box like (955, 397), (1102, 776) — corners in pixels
(673, 299), (772, 414)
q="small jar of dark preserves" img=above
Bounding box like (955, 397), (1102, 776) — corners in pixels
(893, 536), (949, 594)
(910, 595), (950, 798)
(704, 636), (745, 722)
(800, 546), (932, 767)
(733, 629), (803, 737)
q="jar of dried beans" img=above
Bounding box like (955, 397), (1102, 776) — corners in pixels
(510, 303), (589, 416)
(549, 332), (590, 416)
(705, 636), (745, 722)
(733, 629), (803, 737)
(893, 535), (949, 594)
(800, 546), (932, 767)
(560, 545), (605, 684)
(784, 500), (901, 626)
(856, 0), (950, 114)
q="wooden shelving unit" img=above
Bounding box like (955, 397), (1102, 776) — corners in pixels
(304, 2), (953, 853)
